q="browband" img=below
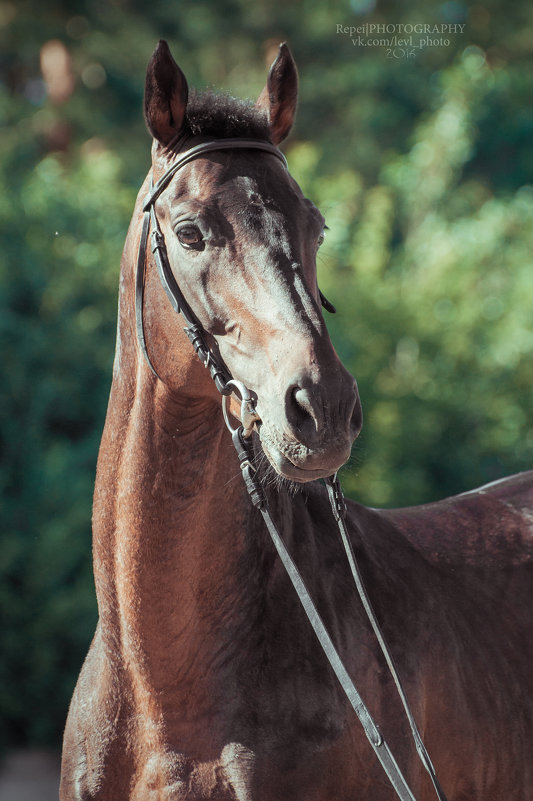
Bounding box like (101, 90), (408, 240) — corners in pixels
(143, 139), (288, 211)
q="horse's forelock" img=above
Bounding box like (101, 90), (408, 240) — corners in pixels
(185, 90), (271, 141)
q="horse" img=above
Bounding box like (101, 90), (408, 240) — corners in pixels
(60, 40), (533, 801)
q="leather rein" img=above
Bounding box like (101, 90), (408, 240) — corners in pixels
(135, 137), (449, 801)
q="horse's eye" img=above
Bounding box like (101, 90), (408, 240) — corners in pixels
(177, 225), (203, 248)
(317, 230), (326, 248)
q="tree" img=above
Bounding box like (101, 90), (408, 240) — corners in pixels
(1, 0), (532, 748)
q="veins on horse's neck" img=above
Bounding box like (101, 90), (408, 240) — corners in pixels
(154, 384), (223, 441)
(129, 371), (244, 515)
(98, 365), (273, 678)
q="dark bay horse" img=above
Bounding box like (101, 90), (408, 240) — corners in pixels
(60, 41), (533, 801)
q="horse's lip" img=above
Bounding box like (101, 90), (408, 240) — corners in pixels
(260, 440), (334, 483)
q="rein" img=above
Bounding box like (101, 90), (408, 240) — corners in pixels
(136, 138), (449, 801)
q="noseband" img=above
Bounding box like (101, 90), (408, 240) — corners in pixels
(134, 137), (448, 801)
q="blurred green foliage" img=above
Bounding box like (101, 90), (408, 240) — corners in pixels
(1, 0), (532, 749)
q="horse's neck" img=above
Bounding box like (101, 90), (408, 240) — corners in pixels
(92, 351), (404, 759)
(92, 358), (298, 713)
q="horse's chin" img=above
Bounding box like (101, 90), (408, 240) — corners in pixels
(262, 445), (332, 483)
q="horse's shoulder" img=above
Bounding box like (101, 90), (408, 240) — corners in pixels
(353, 471), (533, 569)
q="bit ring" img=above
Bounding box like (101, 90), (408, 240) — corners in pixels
(222, 379), (260, 437)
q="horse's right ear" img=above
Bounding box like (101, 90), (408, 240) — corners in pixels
(144, 40), (188, 146)
(256, 43), (298, 145)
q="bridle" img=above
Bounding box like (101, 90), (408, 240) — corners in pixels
(135, 137), (449, 801)
(136, 137), (335, 392)
(136, 138), (287, 392)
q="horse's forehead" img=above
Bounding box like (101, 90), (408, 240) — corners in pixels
(232, 174), (272, 200)
(220, 174), (285, 212)
(215, 173), (322, 230)
(166, 157), (322, 229)
(169, 161), (273, 203)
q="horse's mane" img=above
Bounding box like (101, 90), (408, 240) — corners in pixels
(185, 90), (270, 140)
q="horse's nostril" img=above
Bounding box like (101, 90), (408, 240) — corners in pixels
(289, 386), (319, 436)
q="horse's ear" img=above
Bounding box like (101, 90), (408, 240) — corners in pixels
(144, 40), (188, 146)
(256, 43), (298, 145)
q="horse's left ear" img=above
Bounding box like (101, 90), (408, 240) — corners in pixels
(256, 43), (298, 145)
(144, 40), (188, 146)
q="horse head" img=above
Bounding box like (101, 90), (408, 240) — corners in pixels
(139, 40), (362, 482)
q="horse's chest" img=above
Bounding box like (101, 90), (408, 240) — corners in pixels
(130, 737), (360, 801)
(130, 744), (254, 801)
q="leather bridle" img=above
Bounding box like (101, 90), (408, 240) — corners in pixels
(135, 137), (449, 801)
(136, 138), (288, 390)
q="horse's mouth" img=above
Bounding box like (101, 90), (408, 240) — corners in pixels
(259, 435), (340, 484)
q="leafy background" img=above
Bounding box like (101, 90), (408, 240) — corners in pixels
(1, 0), (532, 750)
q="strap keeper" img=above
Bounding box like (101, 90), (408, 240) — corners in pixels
(230, 427), (265, 509)
(325, 474), (347, 521)
(184, 325), (206, 354)
(151, 229), (165, 253)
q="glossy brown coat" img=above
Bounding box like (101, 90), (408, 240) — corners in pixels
(60, 42), (533, 801)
